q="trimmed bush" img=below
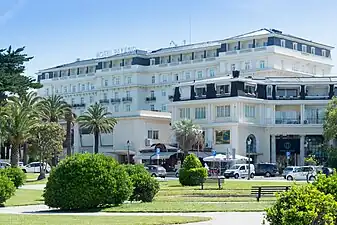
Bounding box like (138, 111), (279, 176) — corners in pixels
(179, 154), (207, 186)
(265, 185), (337, 225)
(0, 167), (26, 188)
(124, 165), (160, 202)
(0, 175), (16, 205)
(43, 153), (133, 210)
(313, 172), (337, 201)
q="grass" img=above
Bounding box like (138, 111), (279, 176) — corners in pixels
(25, 173), (48, 185)
(5, 189), (44, 206)
(0, 214), (210, 225)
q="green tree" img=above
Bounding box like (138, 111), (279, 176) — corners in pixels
(323, 97), (337, 141)
(77, 103), (117, 154)
(172, 119), (204, 156)
(29, 123), (65, 179)
(0, 46), (42, 99)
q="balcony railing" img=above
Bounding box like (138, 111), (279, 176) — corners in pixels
(145, 96), (156, 102)
(304, 118), (324, 124)
(110, 98), (121, 103)
(99, 99), (109, 104)
(122, 97), (133, 102)
(72, 103), (86, 108)
(275, 118), (301, 124)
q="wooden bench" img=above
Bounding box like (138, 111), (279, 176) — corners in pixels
(251, 186), (290, 202)
(200, 176), (225, 190)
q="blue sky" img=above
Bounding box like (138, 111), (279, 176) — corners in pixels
(1, 0), (337, 78)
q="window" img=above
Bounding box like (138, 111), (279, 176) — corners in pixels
(125, 104), (131, 112)
(259, 60), (265, 69)
(195, 107), (206, 119)
(80, 97), (84, 104)
(150, 90), (155, 98)
(195, 87), (206, 97)
(91, 84), (95, 90)
(322, 50), (326, 57)
(209, 68), (215, 77)
(162, 90), (166, 96)
(114, 92), (119, 99)
(89, 96), (93, 103)
(175, 74), (179, 81)
(81, 84), (85, 91)
(245, 84), (256, 95)
(216, 85), (229, 95)
(72, 86), (76, 92)
(185, 72), (191, 80)
(161, 104), (167, 112)
(126, 91), (130, 98)
(71, 98), (75, 105)
(148, 130), (159, 140)
(244, 105), (256, 118)
(116, 77), (120, 85)
(293, 42), (298, 50)
(179, 108), (190, 119)
(114, 105), (119, 112)
(150, 104), (155, 111)
(55, 88), (59, 94)
(104, 80), (108, 87)
(245, 61), (251, 70)
(127, 77), (132, 84)
(216, 105), (230, 118)
(248, 43), (253, 48)
(197, 71), (203, 79)
(163, 74), (167, 82)
(267, 86), (272, 97)
(150, 58), (155, 65)
(103, 93), (107, 100)
(112, 77), (115, 85)
(280, 39), (286, 47)
(151, 75), (155, 84)
(231, 64), (236, 71)
(302, 45), (307, 53)
(63, 87), (67, 93)
(263, 41), (268, 46)
(311, 47), (315, 54)
(215, 130), (230, 144)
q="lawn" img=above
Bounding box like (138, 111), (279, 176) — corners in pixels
(5, 189), (43, 206)
(25, 173), (48, 185)
(0, 214), (210, 225)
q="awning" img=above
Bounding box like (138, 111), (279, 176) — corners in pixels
(133, 152), (176, 160)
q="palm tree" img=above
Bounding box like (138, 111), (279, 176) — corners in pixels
(3, 96), (39, 166)
(65, 110), (76, 156)
(172, 119), (204, 156)
(77, 103), (117, 154)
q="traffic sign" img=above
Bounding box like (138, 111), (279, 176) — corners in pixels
(156, 148), (160, 155)
(212, 150), (216, 156)
(286, 151), (290, 159)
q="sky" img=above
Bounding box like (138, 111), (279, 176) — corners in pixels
(1, 0), (337, 79)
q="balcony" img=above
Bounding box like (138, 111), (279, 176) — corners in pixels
(110, 98), (121, 103)
(72, 103), (86, 108)
(99, 99), (110, 104)
(122, 97), (133, 102)
(145, 96), (156, 102)
(275, 118), (301, 124)
(304, 118), (324, 124)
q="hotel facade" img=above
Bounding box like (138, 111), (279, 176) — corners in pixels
(37, 28), (334, 166)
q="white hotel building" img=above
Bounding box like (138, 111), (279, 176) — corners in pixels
(37, 28), (334, 166)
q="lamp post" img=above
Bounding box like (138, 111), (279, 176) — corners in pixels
(126, 140), (130, 164)
(247, 138), (252, 180)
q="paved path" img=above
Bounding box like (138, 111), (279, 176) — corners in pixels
(0, 205), (268, 225)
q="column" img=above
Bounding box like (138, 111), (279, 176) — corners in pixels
(271, 135), (276, 163)
(300, 135), (305, 166)
(73, 123), (80, 154)
(207, 128), (213, 148)
(300, 104), (305, 124)
(207, 104), (212, 122)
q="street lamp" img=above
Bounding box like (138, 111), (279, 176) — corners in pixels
(126, 140), (130, 164)
(247, 138), (252, 180)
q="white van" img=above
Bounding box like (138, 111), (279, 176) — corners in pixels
(224, 164), (255, 179)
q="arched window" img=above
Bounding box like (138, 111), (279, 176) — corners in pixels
(246, 134), (257, 153)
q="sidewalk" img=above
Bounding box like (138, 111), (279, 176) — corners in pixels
(0, 205), (268, 225)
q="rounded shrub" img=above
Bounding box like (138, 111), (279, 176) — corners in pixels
(265, 185), (337, 225)
(313, 172), (337, 201)
(124, 165), (160, 202)
(179, 154), (207, 186)
(0, 167), (26, 188)
(43, 153), (133, 210)
(0, 175), (16, 205)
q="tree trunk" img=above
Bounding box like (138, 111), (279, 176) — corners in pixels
(66, 120), (72, 156)
(38, 154), (45, 180)
(10, 143), (19, 166)
(94, 131), (99, 154)
(23, 142), (28, 165)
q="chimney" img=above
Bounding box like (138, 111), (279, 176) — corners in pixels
(76, 58), (80, 62)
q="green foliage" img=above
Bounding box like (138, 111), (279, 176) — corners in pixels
(327, 147), (337, 169)
(179, 155), (207, 186)
(0, 167), (26, 188)
(265, 185), (337, 225)
(304, 155), (317, 166)
(324, 97), (337, 141)
(29, 122), (65, 170)
(43, 153), (132, 210)
(0, 175), (16, 205)
(38, 95), (71, 123)
(313, 172), (337, 201)
(124, 165), (160, 202)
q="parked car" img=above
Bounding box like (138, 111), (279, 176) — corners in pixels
(224, 164), (255, 179)
(21, 162), (51, 173)
(284, 166), (316, 181)
(145, 165), (167, 178)
(255, 163), (279, 177)
(0, 162), (11, 169)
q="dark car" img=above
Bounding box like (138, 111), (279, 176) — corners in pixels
(255, 163), (279, 177)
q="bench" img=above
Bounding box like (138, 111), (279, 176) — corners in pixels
(200, 176), (225, 190)
(251, 186), (290, 202)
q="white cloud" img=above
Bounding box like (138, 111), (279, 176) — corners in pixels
(0, 0), (27, 25)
